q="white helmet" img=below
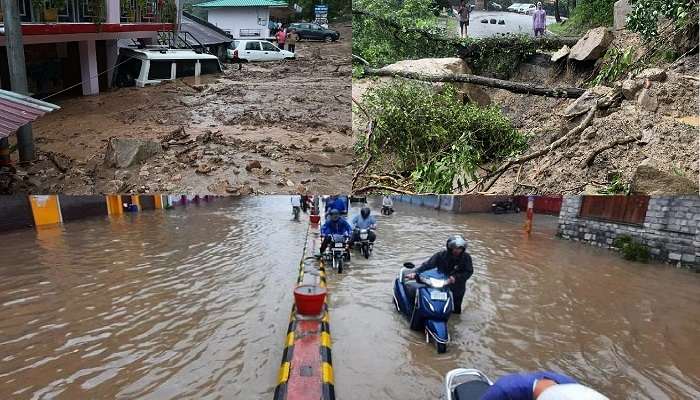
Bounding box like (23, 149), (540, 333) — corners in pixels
(538, 384), (609, 400)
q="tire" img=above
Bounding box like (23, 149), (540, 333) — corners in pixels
(337, 257), (343, 274)
(436, 342), (447, 354)
(324, 35), (333, 42)
(362, 244), (369, 259)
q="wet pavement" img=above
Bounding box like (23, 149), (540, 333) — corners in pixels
(1, 197), (699, 399)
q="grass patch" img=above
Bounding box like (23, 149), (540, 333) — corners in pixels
(613, 235), (651, 262)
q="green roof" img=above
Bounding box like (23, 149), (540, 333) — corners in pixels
(195, 0), (287, 8)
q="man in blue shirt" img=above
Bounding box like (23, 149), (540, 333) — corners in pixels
(319, 209), (352, 255)
(350, 207), (377, 245)
(480, 371), (609, 400)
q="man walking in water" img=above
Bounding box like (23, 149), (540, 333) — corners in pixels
(457, 1), (470, 38)
(532, 2), (547, 37)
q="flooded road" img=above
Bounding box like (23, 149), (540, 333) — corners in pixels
(1, 196), (699, 399)
(0, 197), (306, 399)
(332, 200), (700, 400)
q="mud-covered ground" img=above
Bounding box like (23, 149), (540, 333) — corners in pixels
(2, 23), (352, 195)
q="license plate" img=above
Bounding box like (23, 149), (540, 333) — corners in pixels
(430, 292), (448, 301)
(360, 234), (368, 240)
(334, 243), (344, 248)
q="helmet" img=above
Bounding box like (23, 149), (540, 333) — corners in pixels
(446, 235), (467, 252)
(329, 209), (340, 221)
(538, 384), (609, 400)
(361, 207), (370, 219)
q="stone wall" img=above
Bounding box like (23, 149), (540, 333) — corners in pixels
(558, 196), (700, 267)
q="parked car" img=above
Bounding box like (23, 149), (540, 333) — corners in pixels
(114, 47), (222, 88)
(507, 3), (522, 12)
(227, 40), (295, 62)
(489, 2), (503, 10)
(287, 22), (340, 42)
(518, 3), (536, 13)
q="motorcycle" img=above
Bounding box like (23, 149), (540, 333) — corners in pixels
(444, 368), (493, 400)
(324, 234), (350, 273)
(381, 205), (394, 215)
(491, 199), (520, 214)
(352, 228), (374, 259)
(292, 206), (300, 221)
(392, 263), (453, 353)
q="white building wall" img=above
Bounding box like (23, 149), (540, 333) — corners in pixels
(206, 7), (270, 38)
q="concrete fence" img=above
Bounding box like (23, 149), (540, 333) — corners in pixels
(558, 196), (700, 267)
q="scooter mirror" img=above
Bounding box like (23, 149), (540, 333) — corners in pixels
(403, 262), (415, 269)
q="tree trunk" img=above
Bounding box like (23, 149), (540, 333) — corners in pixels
(363, 68), (586, 98)
(554, 0), (561, 22)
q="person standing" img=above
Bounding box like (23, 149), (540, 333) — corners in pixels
(532, 2), (547, 37)
(276, 27), (287, 50)
(457, 0), (470, 38)
(286, 29), (299, 53)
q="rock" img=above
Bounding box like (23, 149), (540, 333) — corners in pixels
(172, 173), (182, 181)
(309, 137), (320, 143)
(310, 165), (321, 173)
(481, 19), (488, 23)
(637, 88), (658, 112)
(630, 158), (698, 194)
(105, 179), (124, 193)
(636, 68), (667, 82)
(245, 160), (262, 171)
(195, 164), (213, 174)
(104, 138), (163, 169)
(322, 145), (336, 153)
(286, 179), (295, 187)
(379, 57), (491, 106)
(613, 0), (631, 30)
(562, 87), (613, 117)
(497, 19), (505, 25)
(621, 79), (642, 100)
(569, 27), (613, 61)
(115, 170), (131, 181)
(262, 167), (273, 175)
(638, 128), (654, 144)
(551, 46), (570, 63)
(277, 178), (286, 186)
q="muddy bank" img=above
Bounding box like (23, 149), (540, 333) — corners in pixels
(2, 24), (352, 195)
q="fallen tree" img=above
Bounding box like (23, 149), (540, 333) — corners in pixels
(362, 67), (586, 98)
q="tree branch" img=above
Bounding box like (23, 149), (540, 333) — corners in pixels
(582, 135), (641, 167)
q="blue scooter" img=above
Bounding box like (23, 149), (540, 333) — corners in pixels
(392, 262), (454, 353)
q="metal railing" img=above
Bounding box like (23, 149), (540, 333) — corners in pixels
(157, 30), (212, 55)
(0, 0), (175, 23)
(120, 0), (175, 24)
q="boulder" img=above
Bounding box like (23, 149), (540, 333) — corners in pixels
(245, 160), (262, 171)
(637, 88), (658, 112)
(569, 27), (613, 61)
(636, 68), (667, 82)
(630, 158), (698, 194)
(551, 46), (570, 63)
(562, 87), (612, 117)
(621, 79), (642, 100)
(379, 58), (491, 106)
(613, 0), (631, 31)
(104, 138), (162, 169)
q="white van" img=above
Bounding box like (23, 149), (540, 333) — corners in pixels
(114, 47), (222, 88)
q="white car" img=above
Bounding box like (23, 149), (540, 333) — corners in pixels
(518, 4), (536, 13)
(227, 40), (295, 62)
(507, 3), (522, 12)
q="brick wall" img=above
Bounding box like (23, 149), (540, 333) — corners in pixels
(558, 196), (700, 267)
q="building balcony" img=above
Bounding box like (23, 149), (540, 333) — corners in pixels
(0, 0), (175, 25)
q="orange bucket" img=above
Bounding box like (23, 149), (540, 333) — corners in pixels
(294, 285), (327, 315)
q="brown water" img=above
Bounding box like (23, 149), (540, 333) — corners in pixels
(1, 197), (698, 400)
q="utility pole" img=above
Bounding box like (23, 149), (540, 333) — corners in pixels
(1, 0), (35, 162)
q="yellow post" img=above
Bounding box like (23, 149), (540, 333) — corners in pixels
(131, 195), (141, 211)
(154, 194), (163, 209)
(29, 195), (62, 226)
(106, 195), (123, 216)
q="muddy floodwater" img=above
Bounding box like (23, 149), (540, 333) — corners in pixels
(1, 197), (699, 399)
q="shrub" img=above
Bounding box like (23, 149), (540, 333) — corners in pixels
(613, 235), (650, 262)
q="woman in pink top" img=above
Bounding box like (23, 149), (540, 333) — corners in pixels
(276, 27), (287, 50)
(532, 2), (547, 37)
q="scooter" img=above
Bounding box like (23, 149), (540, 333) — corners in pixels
(444, 368), (494, 400)
(392, 263), (453, 353)
(381, 205), (394, 215)
(324, 234), (350, 273)
(352, 228), (374, 259)
(491, 199), (520, 214)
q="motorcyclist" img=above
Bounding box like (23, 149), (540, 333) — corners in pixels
(350, 207), (377, 246)
(382, 196), (394, 213)
(405, 235), (473, 314)
(480, 371), (609, 400)
(325, 195), (348, 216)
(319, 209), (352, 255)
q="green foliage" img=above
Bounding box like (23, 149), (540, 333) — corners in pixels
(613, 235), (650, 262)
(597, 172), (630, 194)
(461, 34), (538, 79)
(556, 0), (616, 34)
(589, 48), (638, 86)
(627, 0), (697, 41)
(361, 80), (526, 192)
